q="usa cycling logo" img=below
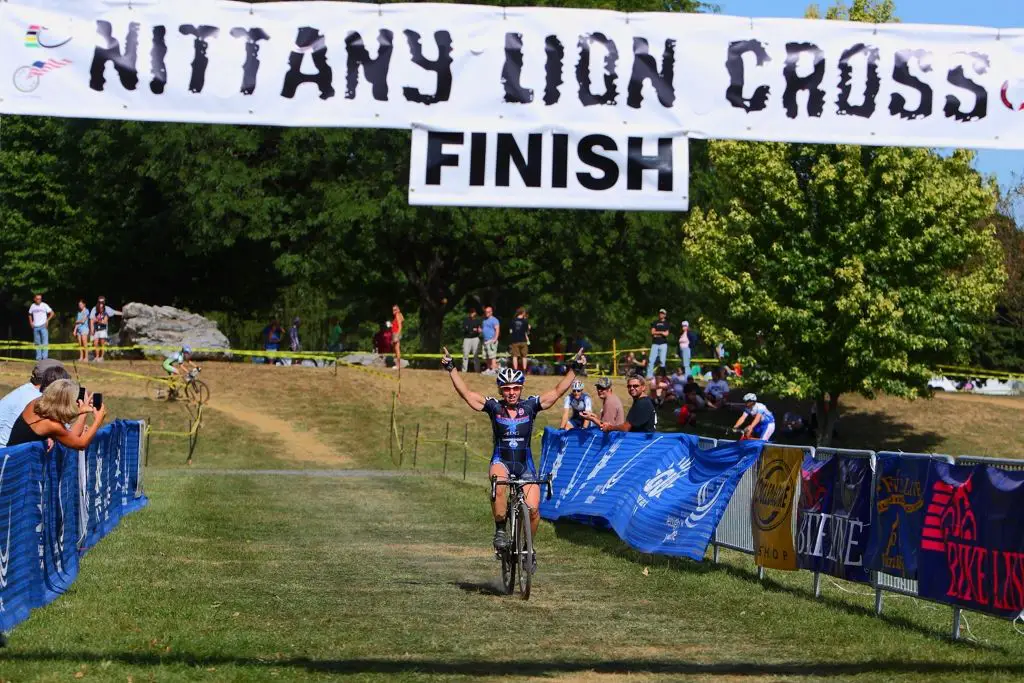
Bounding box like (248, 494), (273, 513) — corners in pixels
(25, 25), (73, 49)
(13, 58), (72, 93)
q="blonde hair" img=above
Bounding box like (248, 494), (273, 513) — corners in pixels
(34, 379), (81, 424)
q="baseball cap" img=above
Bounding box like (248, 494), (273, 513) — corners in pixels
(682, 320), (689, 327)
(30, 359), (64, 385)
(595, 377), (612, 390)
(658, 308), (667, 315)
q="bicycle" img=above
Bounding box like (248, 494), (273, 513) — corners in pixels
(147, 367), (209, 405)
(490, 473), (552, 600)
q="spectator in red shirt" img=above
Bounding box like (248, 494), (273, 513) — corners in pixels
(373, 322), (394, 356)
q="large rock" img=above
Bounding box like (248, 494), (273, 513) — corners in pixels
(117, 303), (230, 356)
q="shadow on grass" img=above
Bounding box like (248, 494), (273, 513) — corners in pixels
(2, 651), (1023, 676)
(451, 578), (508, 596)
(551, 522), (1004, 651)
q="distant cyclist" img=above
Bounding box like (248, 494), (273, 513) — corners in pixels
(733, 392), (775, 441)
(441, 346), (586, 550)
(559, 380), (592, 430)
(163, 345), (195, 398)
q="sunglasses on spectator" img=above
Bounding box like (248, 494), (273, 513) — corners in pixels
(627, 383), (642, 389)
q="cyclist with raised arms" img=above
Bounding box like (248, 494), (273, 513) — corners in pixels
(441, 346), (586, 550)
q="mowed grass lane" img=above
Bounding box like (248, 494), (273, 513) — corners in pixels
(1, 470), (1023, 681)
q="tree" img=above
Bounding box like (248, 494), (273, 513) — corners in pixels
(683, 142), (1005, 445)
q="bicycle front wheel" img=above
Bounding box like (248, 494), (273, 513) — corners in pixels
(186, 380), (210, 405)
(501, 505), (517, 596)
(516, 500), (533, 600)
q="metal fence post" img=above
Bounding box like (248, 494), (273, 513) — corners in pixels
(412, 423), (420, 470)
(874, 583), (884, 615)
(812, 572), (821, 598)
(443, 422), (450, 475)
(612, 338), (618, 376)
(462, 423), (469, 481)
(952, 608), (962, 641)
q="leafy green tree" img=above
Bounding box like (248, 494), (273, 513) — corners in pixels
(683, 142), (1005, 445)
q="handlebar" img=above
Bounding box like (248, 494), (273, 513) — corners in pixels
(490, 474), (554, 502)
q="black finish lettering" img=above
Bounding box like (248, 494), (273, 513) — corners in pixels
(889, 49), (933, 120)
(627, 137), (673, 191)
(90, 20), (140, 92)
(576, 33), (618, 106)
(425, 131), (463, 185)
(836, 43), (880, 118)
(544, 36), (564, 106)
(628, 38), (675, 109)
(551, 133), (569, 188)
(495, 134), (543, 187)
(577, 135), (619, 191)
(345, 30), (393, 100)
(782, 42), (825, 118)
(281, 27), (334, 100)
(403, 30), (453, 104)
(725, 39), (771, 112)
(469, 132), (487, 186)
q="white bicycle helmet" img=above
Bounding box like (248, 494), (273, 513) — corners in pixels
(496, 367), (525, 387)
(743, 392), (757, 402)
(571, 380), (585, 392)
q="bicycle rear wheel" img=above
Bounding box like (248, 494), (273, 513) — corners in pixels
(516, 500), (533, 600)
(500, 506), (517, 595)
(186, 380), (210, 405)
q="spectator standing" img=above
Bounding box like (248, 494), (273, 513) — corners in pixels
(508, 307), (531, 372)
(481, 306), (500, 375)
(647, 308), (671, 379)
(552, 333), (565, 375)
(593, 373), (657, 433)
(0, 359), (68, 446)
(28, 294), (54, 361)
(262, 318), (284, 352)
(461, 308), (482, 373)
(74, 299), (90, 362)
(678, 321), (698, 378)
(290, 317), (301, 353)
(391, 305), (405, 373)
(328, 317), (343, 353)
(594, 377), (624, 427)
(89, 297), (121, 362)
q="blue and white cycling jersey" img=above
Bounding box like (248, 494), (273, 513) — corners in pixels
(563, 393), (593, 428)
(483, 395), (542, 477)
(744, 402), (775, 437)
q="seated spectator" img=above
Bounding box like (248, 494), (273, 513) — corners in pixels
(782, 411), (810, 438)
(683, 375), (706, 410)
(552, 333), (566, 375)
(7, 379), (106, 449)
(669, 367), (687, 401)
(705, 367), (730, 409)
(624, 351), (647, 376)
(649, 367), (671, 407)
(0, 359), (69, 446)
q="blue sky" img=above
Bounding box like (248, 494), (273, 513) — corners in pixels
(718, 0), (1023, 190)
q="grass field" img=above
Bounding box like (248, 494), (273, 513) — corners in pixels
(0, 359), (1023, 681)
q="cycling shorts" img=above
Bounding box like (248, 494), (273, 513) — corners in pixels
(490, 453), (536, 479)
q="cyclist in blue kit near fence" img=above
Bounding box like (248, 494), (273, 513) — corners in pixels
(441, 346), (587, 550)
(733, 392), (776, 441)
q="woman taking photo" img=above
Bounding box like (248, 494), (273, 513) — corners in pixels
(7, 379), (107, 449)
(74, 299), (90, 362)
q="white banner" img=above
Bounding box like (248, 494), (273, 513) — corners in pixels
(408, 124), (688, 211)
(3, 1), (1024, 149)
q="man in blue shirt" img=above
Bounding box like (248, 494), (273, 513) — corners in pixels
(481, 305), (500, 376)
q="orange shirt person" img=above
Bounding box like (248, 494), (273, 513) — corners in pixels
(391, 305), (405, 378)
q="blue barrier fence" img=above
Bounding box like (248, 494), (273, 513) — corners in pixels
(0, 420), (147, 633)
(539, 428), (1024, 640)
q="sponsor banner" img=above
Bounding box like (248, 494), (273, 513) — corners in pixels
(2, 1), (1024, 149)
(918, 462), (1024, 619)
(863, 453), (929, 580)
(796, 454), (872, 583)
(0, 421), (147, 633)
(408, 124), (689, 211)
(752, 445), (802, 570)
(539, 427), (762, 561)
